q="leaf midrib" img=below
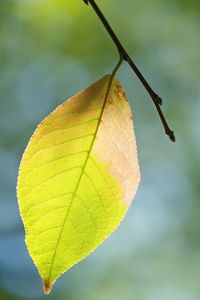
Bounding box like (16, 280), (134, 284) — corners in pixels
(46, 77), (113, 283)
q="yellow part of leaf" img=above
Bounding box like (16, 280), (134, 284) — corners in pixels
(17, 75), (140, 294)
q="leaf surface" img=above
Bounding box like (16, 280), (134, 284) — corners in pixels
(17, 75), (140, 293)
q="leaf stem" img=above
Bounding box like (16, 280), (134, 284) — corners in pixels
(83, 0), (175, 142)
(104, 56), (124, 110)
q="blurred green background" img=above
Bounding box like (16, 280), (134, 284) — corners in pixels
(0, 0), (200, 299)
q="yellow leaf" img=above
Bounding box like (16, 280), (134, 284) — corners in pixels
(17, 75), (140, 294)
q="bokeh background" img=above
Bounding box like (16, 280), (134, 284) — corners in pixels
(0, 0), (200, 299)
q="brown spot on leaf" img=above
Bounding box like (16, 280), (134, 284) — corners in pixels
(115, 84), (127, 100)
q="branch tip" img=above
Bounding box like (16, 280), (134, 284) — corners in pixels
(84, 0), (175, 142)
(168, 131), (176, 142)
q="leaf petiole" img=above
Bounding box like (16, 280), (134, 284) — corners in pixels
(105, 56), (124, 105)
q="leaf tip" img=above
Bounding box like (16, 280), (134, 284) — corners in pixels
(43, 280), (52, 295)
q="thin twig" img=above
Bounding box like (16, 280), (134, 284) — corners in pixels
(83, 0), (175, 142)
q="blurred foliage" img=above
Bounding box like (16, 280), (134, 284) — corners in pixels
(0, 0), (200, 299)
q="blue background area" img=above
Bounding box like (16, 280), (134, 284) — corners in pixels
(0, 0), (200, 299)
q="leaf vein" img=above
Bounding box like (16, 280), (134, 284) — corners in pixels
(31, 133), (94, 152)
(24, 192), (73, 213)
(27, 166), (82, 193)
(34, 118), (99, 146)
(25, 151), (88, 177)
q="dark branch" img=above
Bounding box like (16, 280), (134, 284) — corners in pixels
(83, 0), (175, 142)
